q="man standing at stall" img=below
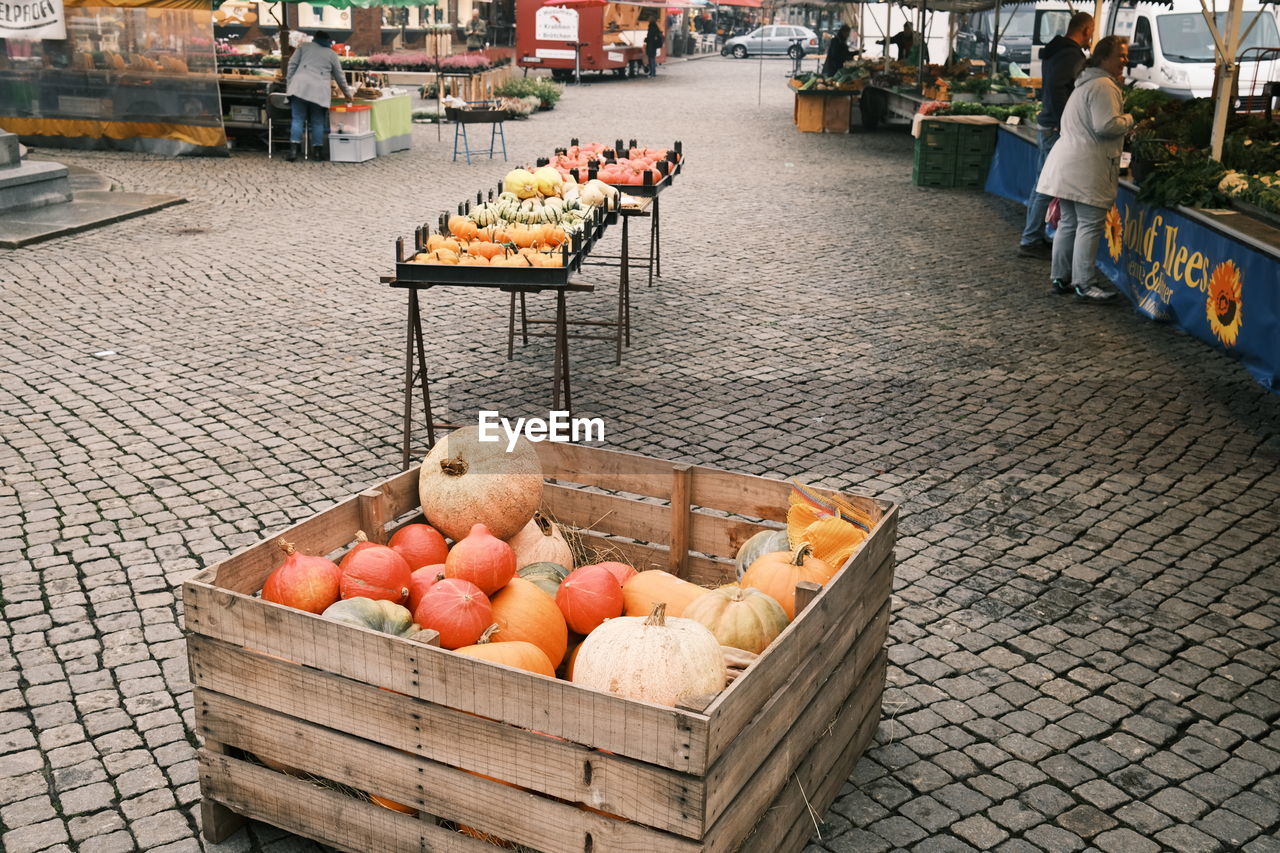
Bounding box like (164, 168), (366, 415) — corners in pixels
(1017, 11), (1094, 259)
(465, 9), (487, 52)
(879, 21), (915, 61)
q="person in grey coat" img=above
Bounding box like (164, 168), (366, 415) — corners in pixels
(1035, 35), (1133, 303)
(285, 32), (354, 162)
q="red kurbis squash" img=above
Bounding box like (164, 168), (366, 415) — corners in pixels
(588, 561), (637, 586)
(261, 540), (341, 614)
(413, 578), (492, 650)
(445, 523), (516, 595)
(339, 531), (413, 605)
(389, 523), (449, 569)
(407, 564), (445, 614)
(556, 565), (624, 635)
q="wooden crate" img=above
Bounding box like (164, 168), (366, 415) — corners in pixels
(185, 442), (897, 853)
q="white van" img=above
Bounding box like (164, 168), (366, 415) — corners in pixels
(1104, 0), (1280, 101)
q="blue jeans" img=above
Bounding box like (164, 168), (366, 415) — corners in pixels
(290, 99), (327, 147)
(1051, 198), (1107, 288)
(1020, 127), (1059, 247)
(647, 48), (658, 76)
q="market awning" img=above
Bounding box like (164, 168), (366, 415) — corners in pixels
(718, 0), (763, 7)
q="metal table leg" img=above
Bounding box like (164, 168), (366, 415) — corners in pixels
(402, 289), (436, 470)
(551, 290), (572, 411)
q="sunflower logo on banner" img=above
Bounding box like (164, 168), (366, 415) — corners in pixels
(1206, 260), (1243, 347)
(1105, 205), (1122, 261)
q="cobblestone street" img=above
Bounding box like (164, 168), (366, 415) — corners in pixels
(2, 53), (1278, 853)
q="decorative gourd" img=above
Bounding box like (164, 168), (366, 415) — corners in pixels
(413, 578), (492, 650)
(321, 598), (420, 637)
(740, 543), (835, 619)
(418, 426), (543, 541)
(407, 564), (444, 614)
(507, 512), (574, 570)
(681, 585), (789, 654)
(621, 570), (711, 618)
(517, 561), (570, 598)
(489, 577), (568, 667)
(455, 625), (555, 676)
(389, 523), (449, 569)
(734, 529), (790, 580)
(588, 561), (637, 586)
(445, 523), (516, 596)
(572, 604), (727, 707)
(556, 566), (624, 635)
(261, 540), (341, 614)
(339, 532), (412, 605)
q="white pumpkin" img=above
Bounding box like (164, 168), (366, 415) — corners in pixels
(418, 427), (543, 542)
(571, 604), (726, 707)
(507, 513), (574, 570)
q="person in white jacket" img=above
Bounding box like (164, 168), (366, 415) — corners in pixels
(1035, 35), (1134, 302)
(285, 32), (354, 162)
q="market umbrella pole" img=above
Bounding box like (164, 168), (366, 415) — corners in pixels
(1209, 0), (1246, 160)
(917, 2), (926, 89)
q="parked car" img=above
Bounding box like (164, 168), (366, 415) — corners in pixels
(722, 25), (819, 59)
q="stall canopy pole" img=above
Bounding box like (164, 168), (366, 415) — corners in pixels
(990, 1), (1000, 69)
(918, 2), (927, 87)
(1209, 0), (1246, 160)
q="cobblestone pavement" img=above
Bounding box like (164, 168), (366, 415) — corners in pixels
(2, 53), (1278, 853)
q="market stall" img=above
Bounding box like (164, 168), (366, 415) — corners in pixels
(985, 121), (1280, 393)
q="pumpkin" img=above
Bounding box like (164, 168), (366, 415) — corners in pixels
(445, 523), (516, 595)
(261, 540), (341, 614)
(558, 632), (585, 680)
(419, 426), (543, 541)
(414, 578), (492, 650)
(339, 531), (412, 605)
(389, 523), (449, 570)
(507, 512), (574, 570)
(322, 598), (420, 637)
(589, 561), (637, 586)
(455, 624), (555, 676)
(489, 577), (568, 667)
(517, 561), (570, 598)
(622, 570), (711, 618)
(407, 564), (445, 614)
(740, 543), (836, 619)
(681, 585), (789, 654)
(572, 604), (727, 707)
(556, 566), (624, 635)
(734, 529), (790, 580)
(369, 794), (418, 816)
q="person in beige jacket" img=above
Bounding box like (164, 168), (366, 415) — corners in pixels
(1035, 35), (1133, 303)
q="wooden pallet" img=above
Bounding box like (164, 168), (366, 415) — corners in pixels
(185, 442), (897, 853)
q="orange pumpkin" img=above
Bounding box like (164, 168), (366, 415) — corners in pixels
(455, 624), (555, 676)
(407, 564), (445, 614)
(557, 566), (624, 634)
(489, 577), (568, 667)
(445, 523), (516, 596)
(389, 523), (449, 570)
(261, 540), (341, 614)
(369, 794), (418, 815)
(739, 543), (835, 619)
(447, 215), (478, 241)
(414, 578), (492, 650)
(339, 532), (412, 605)
(621, 570), (710, 618)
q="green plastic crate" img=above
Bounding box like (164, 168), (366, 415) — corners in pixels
(917, 120), (959, 154)
(955, 124), (997, 155)
(913, 158), (955, 188)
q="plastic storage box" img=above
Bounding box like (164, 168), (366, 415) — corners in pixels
(328, 131), (376, 163)
(329, 104), (372, 135)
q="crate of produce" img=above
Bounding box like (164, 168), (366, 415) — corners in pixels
(329, 103), (372, 135)
(186, 439), (897, 853)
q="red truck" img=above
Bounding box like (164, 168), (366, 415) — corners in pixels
(515, 0), (668, 80)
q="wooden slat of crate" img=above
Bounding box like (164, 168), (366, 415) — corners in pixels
(738, 656), (886, 852)
(699, 610), (889, 853)
(190, 635), (704, 836)
(536, 442), (675, 499)
(197, 690), (702, 852)
(542, 482), (671, 545)
(198, 750), (494, 853)
(703, 506), (897, 761)
(184, 582), (711, 775)
(703, 577), (892, 828)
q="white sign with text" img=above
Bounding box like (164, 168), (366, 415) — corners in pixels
(535, 5), (578, 42)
